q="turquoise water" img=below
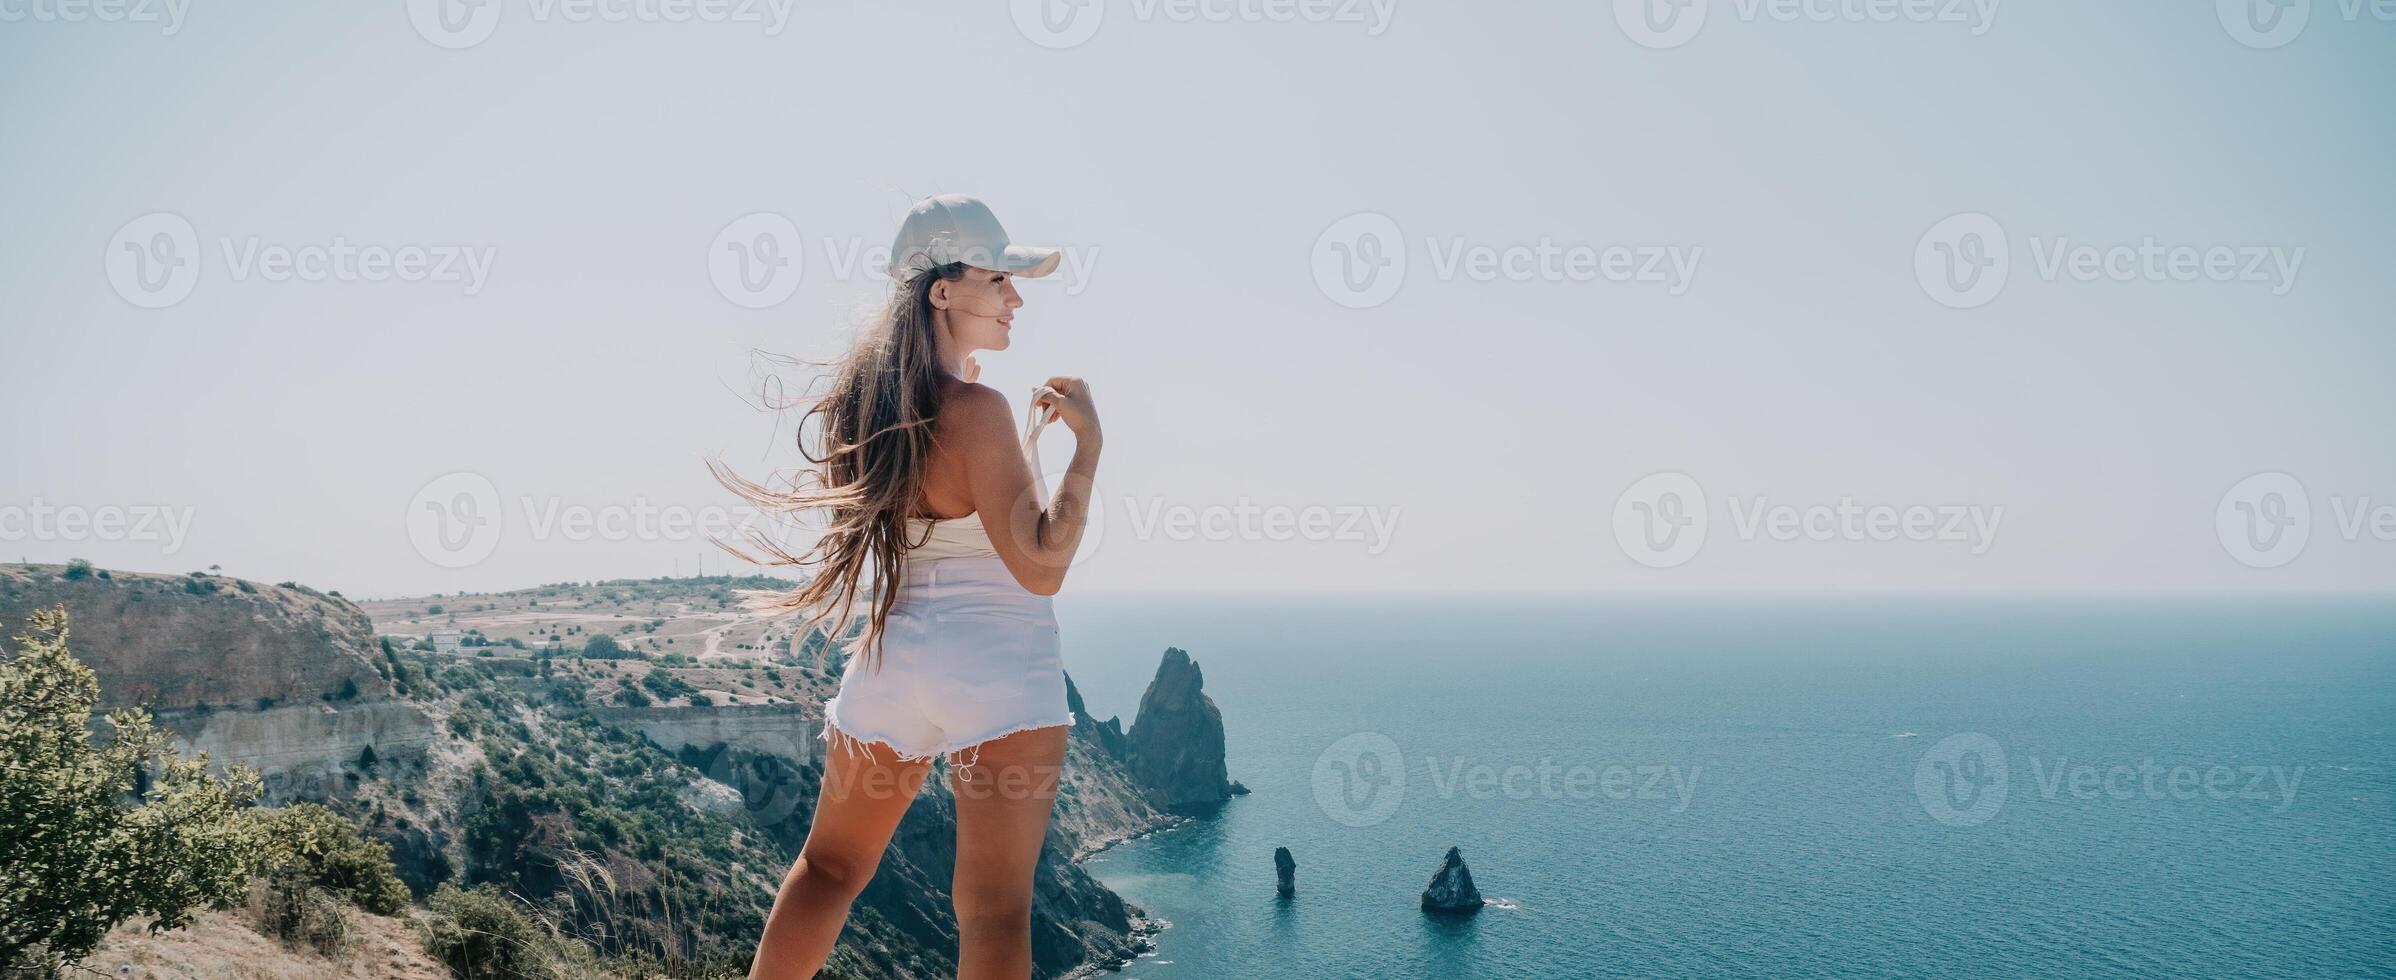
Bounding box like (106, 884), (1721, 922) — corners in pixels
(1051, 594), (2396, 979)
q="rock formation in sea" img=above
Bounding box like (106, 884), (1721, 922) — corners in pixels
(1275, 846), (1297, 896)
(1420, 846), (1485, 915)
(1125, 647), (1234, 813)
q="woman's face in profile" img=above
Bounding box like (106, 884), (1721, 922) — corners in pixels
(934, 266), (1024, 353)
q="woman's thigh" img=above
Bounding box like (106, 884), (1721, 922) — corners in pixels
(800, 732), (934, 886)
(947, 725), (1069, 907)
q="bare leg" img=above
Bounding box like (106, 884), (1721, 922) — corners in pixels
(748, 731), (932, 980)
(948, 725), (1069, 980)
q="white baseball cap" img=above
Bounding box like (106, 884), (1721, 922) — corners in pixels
(886, 193), (1062, 282)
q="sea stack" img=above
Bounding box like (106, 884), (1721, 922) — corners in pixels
(1420, 846), (1485, 915)
(1126, 648), (1233, 813)
(1274, 847), (1297, 896)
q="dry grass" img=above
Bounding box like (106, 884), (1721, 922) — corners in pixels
(85, 906), (450, 980)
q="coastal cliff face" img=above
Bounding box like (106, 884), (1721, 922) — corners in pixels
(0, 564), (438, 803)
(1126, 647), (1234, 813)
(0, 565), (386, 711)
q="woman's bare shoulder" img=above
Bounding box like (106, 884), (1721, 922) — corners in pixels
(935, 380), (1015, 442)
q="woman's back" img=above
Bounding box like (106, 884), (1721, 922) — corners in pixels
(906, 511), (1000, 561)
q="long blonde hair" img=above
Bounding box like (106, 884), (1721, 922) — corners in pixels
(711, 262), (968, 673)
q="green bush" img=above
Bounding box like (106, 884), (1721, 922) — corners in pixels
(638, 669), (696, 703)
(421, 883), (555, 980)
(61, 559), (94, 581)
(248, 803), (411, 915)
(0, 607), (264, 975)
(251, 867), (351, 956)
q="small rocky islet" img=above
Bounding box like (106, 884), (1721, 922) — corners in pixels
(1266, 844), (1488, 915)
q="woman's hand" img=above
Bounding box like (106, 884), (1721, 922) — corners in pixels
(1031, 376), (1101, 441)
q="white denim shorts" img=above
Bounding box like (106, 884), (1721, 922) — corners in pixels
(820, 557), (1073, 775)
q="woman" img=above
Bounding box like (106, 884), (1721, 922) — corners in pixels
(724, 194), (1102, 980)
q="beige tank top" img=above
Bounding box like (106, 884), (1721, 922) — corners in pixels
(902, 392), (1056, 563)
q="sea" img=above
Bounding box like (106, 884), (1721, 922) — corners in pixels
(1049, 593), (2396, 980)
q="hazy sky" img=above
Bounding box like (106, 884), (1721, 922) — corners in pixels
(2, 2), (2391, 598)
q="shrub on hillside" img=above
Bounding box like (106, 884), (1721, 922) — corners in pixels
(0, 607), (264, 974)
(250, 866), (351, 957)
(248, 802), (412, 915)
(421, 883), (555, 980)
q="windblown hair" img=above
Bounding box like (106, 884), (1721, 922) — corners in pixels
(711, 262), (968, 673)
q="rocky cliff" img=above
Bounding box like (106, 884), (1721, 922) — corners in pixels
(0, 564), (438, 803)
(1125, 647), (1234, 813)
(0, 565), (385, 711)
